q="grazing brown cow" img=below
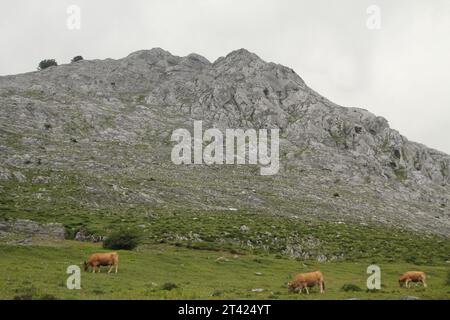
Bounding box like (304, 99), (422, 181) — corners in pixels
(84, 252), (119, 273)
(399, 271), (427, 288)
(288, 271), (325, 294)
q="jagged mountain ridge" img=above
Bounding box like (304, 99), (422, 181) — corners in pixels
(0, 48), (449, 235)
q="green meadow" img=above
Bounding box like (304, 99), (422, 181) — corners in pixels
(0, 241), (449, 300)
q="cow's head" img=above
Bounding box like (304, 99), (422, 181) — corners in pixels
(83, 261), (89, 271)
(398, 280), (404, 287)
(287, 281), (295, 292)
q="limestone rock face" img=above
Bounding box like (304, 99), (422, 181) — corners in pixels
(74, 230), (104, 242)
(0, 48), (449, 235)
(0, 219), (65, 239)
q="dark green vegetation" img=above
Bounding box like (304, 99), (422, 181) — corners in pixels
(103, 228), (142, 250)
(37, 59), (57, 70)
(0, 242), (449, 300)
(341, 283), (363, 292)
(71, 56), (84, 63)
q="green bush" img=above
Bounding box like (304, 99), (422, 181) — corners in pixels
(38, 59), (57, 70)
(71, 56), (84, 63)
(341, 283), (363, 292)
(211, 290), (223, 297)
(103, 228), (142, 250)
(161, 282), (178, 291)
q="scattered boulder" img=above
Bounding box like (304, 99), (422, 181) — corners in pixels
(215, 256), (229, 263)
(0, 168), (12, 181)
(74, 229), (104, 242)
(240, 225), (250, 233)
(401, 296), (419, 300)
(13, 171), (27, 183)
(32, 176), (50, 184)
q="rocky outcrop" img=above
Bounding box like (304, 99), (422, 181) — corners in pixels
(0, 48), (449, 235)
(401, 296), (419, 300)
(74, 229), (104, 242)
(0, 219), (65, 239)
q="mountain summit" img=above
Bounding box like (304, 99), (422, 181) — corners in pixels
(0, 49), (449, 235)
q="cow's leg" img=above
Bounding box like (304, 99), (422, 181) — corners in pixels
(305, 287), (309, 295)
(320, 282), (324, 293)
(422, 279), (427, 288)
(92, 265), (96, 273)
(115, 263), (118, 273)
(108, 265), (113, 273)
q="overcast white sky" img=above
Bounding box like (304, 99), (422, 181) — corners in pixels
(1, 0), (449, 153)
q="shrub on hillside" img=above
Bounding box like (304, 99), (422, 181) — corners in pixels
(161, 282), (178, 291)
(38, 59), (57, 70)
(341, 283), (363, 292)
(71, 56), (84, 63)
(211, 290), (223, 297)
(102, 228), (141, 250)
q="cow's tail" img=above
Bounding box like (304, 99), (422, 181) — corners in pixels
(322, 280), (325, 291)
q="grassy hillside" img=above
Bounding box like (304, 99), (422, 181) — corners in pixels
(1, 170), (450, 300)
(1, 241), (449, 300)
(1, 198), (450, 264)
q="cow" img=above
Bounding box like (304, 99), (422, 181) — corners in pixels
(399, 271), (427, 288)
(84, 252), (119, 273)
(288, 271), (325, 294)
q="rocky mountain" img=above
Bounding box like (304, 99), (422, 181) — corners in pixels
(0, 48), (449, 236)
